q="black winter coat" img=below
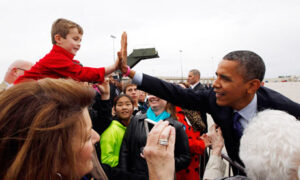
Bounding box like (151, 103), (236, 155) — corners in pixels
(118, 113), (191, 176)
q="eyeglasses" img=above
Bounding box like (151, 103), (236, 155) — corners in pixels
(17, 68), (28, 71)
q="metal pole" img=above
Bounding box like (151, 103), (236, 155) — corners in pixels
(179, 50), (183, 81)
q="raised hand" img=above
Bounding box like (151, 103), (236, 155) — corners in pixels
(96, 79), (110, 100)
(143, 121), (176, 180)
(207, 124), (224, 156)
(104, 32), (127, 75)
(120, 32), (128, 74)
(200, 134), (212, 147)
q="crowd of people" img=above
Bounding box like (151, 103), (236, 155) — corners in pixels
(1, 17), (300, 180)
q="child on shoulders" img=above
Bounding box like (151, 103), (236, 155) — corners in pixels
(15, 18), (125, 84)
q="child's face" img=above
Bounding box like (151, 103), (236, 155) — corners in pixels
(115, 96), (134, 121)
(56, 28), (82, 55)
(125, 85), (138, 102)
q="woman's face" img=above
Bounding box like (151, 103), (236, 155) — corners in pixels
(73, 108), (100, 178)
(148, 95), (167, 111)
(138, 90), (146, 102)
(115, 96), (134, 120)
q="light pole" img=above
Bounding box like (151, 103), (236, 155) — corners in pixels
(179, 50), (183, 81)
(110, 35), (116, 62)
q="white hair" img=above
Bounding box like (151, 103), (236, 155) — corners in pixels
(240, 109), (300, 180)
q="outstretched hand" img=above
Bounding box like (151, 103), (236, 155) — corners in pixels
(119, 32), (128, 74)
(200, 134), (212, 147)
(105, 32), (128, 75)
(207, 124), (224, 156)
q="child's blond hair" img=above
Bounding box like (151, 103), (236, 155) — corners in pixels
(51, 18), (83, 44)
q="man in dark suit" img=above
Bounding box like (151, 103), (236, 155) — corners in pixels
(187, 69), (208, 133)
(187, 69), (209, 179)
(187, 69), (206, 91)
(118, 36), (300, 175)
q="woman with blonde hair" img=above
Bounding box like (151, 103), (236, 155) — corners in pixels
(0, 78), (101, 180)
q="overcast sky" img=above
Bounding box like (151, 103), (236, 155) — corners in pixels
(1, 0), (300, 81)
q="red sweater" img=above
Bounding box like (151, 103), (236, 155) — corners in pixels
(14, 45), (105, 84)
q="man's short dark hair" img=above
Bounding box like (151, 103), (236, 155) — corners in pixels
(189, 69), (200, 77)
(223, 50), (265, 81)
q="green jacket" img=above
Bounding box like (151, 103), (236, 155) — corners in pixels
(100, 120), (126, 167)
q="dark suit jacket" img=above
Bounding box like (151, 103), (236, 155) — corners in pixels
(193, 82), (205, 91)
(138, 74), (300, 175)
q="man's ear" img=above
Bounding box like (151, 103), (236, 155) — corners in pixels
(247, 79), (261, 94)
(54, 34), (62, 45)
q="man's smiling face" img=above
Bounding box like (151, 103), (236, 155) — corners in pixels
(213, 59), (251, 110)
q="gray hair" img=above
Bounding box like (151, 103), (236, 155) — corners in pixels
(240, 109), (300, 180)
